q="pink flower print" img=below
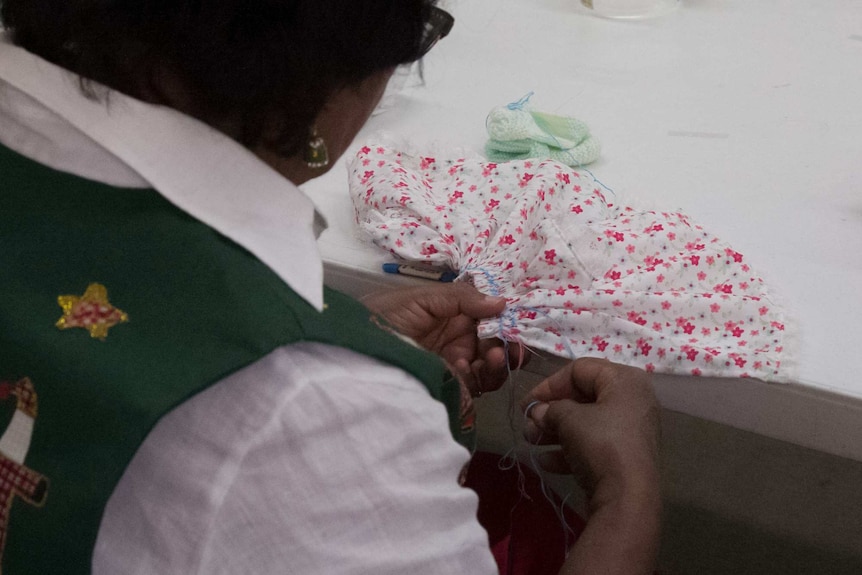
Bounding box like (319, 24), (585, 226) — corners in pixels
(627, 311), (647, 326)
(442, 234), (455, 244)
(375, 146), (385, 154)
(733, 356), (747, 368)
(448, 165), (460, 175)
(645, 363), (656, 373)
(555, 287), (567, 296)
(656, 274), (665, 283)
(421, 244), (438, 256)
(689, 255), (701, 266)
(714, 283), (733, 294)
(536, 188), (545, 201)
(626, 244), (636, 254)
(524, 161), (533, 168)
(490, 185), (500, 194)
(701, 327), (712, 336)
(362, 158), (371, 166)
(360, 170), (374, 184)
(661, 301), (672, 310)
(593, 337), (609, 352)
(444, 221), (453, 230)
(758, 306), (769, 316)
(691, 368), (702, 376)
(637, 338), (653, 356)
(571, 205), (583, 214)
(725, 249), (744, 263)
(359, 146), (371, 155)
(518, 309), (538, 320)
(484, 199), (500, 214)
(710, 303), (721, 313)
(529, 231), (539, 241)
(739, 281), (749, 291)
(499, 234), (516, 246)
(682, 322), (696, 335)
(469, 185), (477, 193)
(613, 344), (624, 354)
(447, 190), (463, 205)
(555, 342), (566, 353)
(481, 163), (497, 177)
(771, 321), (785, 331)
(667, 232), (676, 241)
(697, 271), (707, 281)
(556, 172), (571, 184)
(613, 300), (623, 307)
(395, 238), (404, 248)
(657, 348), (667, 358)
(519, 173), (535, 188)
(643, 255), (664, 269)
(706, 255), (716, 265)
(606, 270), (622, 281)
(683, 347), (699, 361)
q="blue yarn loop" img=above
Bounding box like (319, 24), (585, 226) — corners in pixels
(506, 91), (535, 110)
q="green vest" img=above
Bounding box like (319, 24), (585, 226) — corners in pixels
(0, 143), (472, 574)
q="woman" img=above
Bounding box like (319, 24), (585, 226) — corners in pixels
(0, 1), (660, 573)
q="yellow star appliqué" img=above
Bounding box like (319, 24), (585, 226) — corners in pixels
(56, 283), (128, 340)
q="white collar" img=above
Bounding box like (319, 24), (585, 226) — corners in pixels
(0, 34), (326, 311)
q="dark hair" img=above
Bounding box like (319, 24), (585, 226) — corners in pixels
(1, 0), (434, 155)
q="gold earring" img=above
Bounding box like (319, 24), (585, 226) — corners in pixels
(303, 126), (329, 169)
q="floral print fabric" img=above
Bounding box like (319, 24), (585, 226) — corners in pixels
(349, 145), (794, 382)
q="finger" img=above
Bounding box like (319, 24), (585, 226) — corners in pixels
(448, 282), (507, 320)
(506, 341), (530, 370)
(452, 357), (477, 394)
(474, 344), (509, 393)
(523, 414), (559, 445)
(520, 357), (615, 410)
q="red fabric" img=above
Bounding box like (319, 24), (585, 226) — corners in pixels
(465, 452), (586, 575)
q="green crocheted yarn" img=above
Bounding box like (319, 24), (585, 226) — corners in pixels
(484, 93), (600, 167)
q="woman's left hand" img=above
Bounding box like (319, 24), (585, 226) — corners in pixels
(362, 282), (522, 396)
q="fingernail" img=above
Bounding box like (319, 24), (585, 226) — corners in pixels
(525, 401), (548, 420)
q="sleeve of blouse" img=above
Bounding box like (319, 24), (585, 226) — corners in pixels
(195, 342), (497, 575)
(94, 342), (497, 575)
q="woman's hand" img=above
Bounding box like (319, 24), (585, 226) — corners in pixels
(521, 358), (661, 575)
(362, 282), (522, 396)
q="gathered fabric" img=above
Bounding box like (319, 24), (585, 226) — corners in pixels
(349, 144), (795, 382)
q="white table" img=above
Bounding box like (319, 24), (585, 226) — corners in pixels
(304, 0), (862, 461)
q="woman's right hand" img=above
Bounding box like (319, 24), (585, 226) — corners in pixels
(521, 358), (662, 575)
